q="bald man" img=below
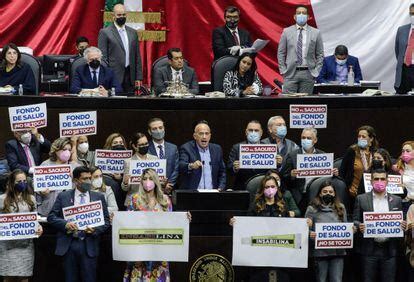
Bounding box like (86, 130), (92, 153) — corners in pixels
(179, 121), (226, 190)
(98, 3), (142, 93)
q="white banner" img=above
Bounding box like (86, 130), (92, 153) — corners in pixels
(95, 150), (133, 174)
(363, 173), (404, 194)
(63, 200), (105, 231)
(129, 159), (166, 184)
(0, 212), (38, 240)
(59, 111), (97, 137)
(239, 144), (278, 169)
(232, 216), (308, 267)
(112, 211), (190, 262)
(8, 103), (47, 131)
(315, 222), (354, 249)
(290, 105), (327, 128)
(296, 153), (333, 178)
(33, 165), (72, 192)
(363, 211), (404, 238)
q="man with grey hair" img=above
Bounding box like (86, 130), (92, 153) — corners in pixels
(70, 46), (122, 95)
(262, 115), (299, 170)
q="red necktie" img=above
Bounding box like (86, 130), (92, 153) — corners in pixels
(232, 31), (240, 46)
(405, 29), (414, 66)
(24, 145), (33, 167)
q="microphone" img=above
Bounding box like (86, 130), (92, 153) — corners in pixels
(273, 79), (283, 90)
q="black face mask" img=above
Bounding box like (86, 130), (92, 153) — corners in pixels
(321, 194), (334, 204)
(78, 48), (85, 56)
(112, 145), (125, 151)
(138, 145), (149, 155)
(226, 20), (238, 29)
(115, 17), (127, 26)
(372, 159), (384, 170)
(89, 59), (100, 69)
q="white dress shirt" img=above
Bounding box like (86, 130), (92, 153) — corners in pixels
(115, 24), (130, 67)
(227, 27), (240, 46)
(296, 24), (308, 67)
(88, 66), (100, 84)
(372, 191), (389, 242)
(171, 67), (183, 82)
(152, 140), (165, 158)
(74, 188), (90, 206)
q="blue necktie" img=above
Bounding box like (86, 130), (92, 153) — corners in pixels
(80, 193), (86, 205)
(297, 28), (303, 65)
(158, 145), (165, 159)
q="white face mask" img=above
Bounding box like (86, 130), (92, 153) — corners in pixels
(77, 142), (89, 154)
(411, 16), (414, 25)
(20, 132), (32, 145)
(92, 177), (103, 188)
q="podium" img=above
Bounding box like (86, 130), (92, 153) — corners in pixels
(172, 190), (250, 236)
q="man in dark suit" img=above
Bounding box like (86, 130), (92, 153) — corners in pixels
(5, 128), (51, 174)
(75, 36), (89, 58)
(48, 166), (110, 282)
(353, 168), (406, 282)
(179, 121), (226, 190)
(212, 6), (252, 60)
(394, 4), (414, 94)
(228, 120), (266, 190)
(147, 117), (179, 193)
(317, 45), (363, 83)
(98, 3), (142, 93)
(153, 48), (199, 95)
(70, 46), (122, 95)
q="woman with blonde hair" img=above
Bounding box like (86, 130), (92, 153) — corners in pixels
(394, 140), (414, 213)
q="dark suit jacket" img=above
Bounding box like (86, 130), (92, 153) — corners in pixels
(395, 24), (411, 88)
(47, 189), (110, 257)
(227, 141), (267, 190)
(179, 140), (226, 190)
(212, 26), (252, 60)
(5, 135), (51, 173)
(0, 63), (36, 95)
(280, 147), (325, 204)
(317, 55), (363, 83)
(148, 140), (179, 186)
(98, 23), (143, 87)
(70, 64), (122, 94)
(153, 65), (199, 95)
(353, 192), (403, 256)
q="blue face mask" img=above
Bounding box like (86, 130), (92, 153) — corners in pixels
(247, 131), (260, 144)
(14, 182), (28, 192)
(276, 126), (287, 139)
(358, 138), (368, 149)
(296, 14), (308, 26)
(336, 58), (347, 66)
(301, 139), (313, 151)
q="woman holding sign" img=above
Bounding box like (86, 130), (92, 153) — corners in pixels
(394, 141), (414, 213)
(305, 180), (349, 282)
(123, 168), (172, 281)
(0, 169), (42, 281)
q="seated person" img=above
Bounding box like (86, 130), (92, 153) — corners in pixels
(75, 36), (90, 57)
(223, 53), (262, 96)
(317, 44), (363, 83)
(153, 48), (199, 95)
(70, 46), (122, 95)
(0, 43), (36, 94)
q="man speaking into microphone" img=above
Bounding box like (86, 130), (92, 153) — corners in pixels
(179, 121), (226, 190)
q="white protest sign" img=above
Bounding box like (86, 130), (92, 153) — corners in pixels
(315, 223), (354, 249)
(33, 165), (72, 192)
(63, 200), (105, 231)
(239, 144), (278, 169)
(363, 173), (404, 194)
(129, 159), (167, 184)
(290, 104), (327, 128)
(0, 212), (38, 240)
(363, 211), (403, 238)
(296, 153), (334, 178)
(59, 111), (97, 137)
(232, 216), (308, 267)
(112, 211), (189, 262)
(95, 150), (133, 174)
(8, 103), (47, 131)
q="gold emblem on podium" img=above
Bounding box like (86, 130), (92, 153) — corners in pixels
(189, 254), (234, 282)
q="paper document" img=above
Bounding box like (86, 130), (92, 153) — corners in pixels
(242, 39), (269, 54)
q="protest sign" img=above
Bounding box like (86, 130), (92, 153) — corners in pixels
(296, 153), (334, 178)
(0, 212), (38, 240)
(33, 165), (72, 192)
(112, 211), (189, 262)
(95, 150), (133, 174)
(315, 223), (354, 249)
(290, 104), (327, 128)
(59, 111), (97, 137)
(239, 144), (278, 169)
(8, 103), (47, 131)
(129, 159), (167, 184)
(363, 211), (403, 238)
(363, 173), (404, 194)
(63, 201), (105, 231)
(232, 217), (308, 267)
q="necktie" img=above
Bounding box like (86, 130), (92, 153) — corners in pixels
(175, 71), (180, 82)
(232, 31), (240, 46)
(119, 29), (130, 67)
(92, 70), (97, 87)
(23, 145), (33, 167)
(158, 145), (165, 159)
(80, 193), (86, 205)
(405, 29), (414, 66)
(297, 28), (303, 66)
